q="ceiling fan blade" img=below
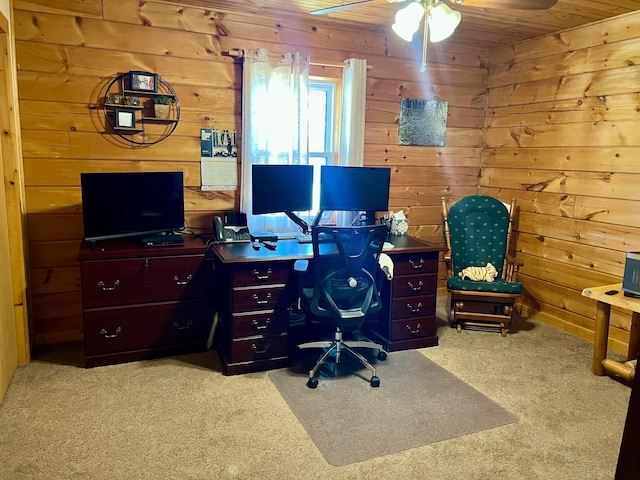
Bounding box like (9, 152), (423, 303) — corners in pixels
(311, 0), (405, 15)
(456, 0), (557, 9)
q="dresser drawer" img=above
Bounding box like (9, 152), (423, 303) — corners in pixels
(84, 299), (207, 356)
(232, 285), (290, 313)
(231, 310), (289, 338)
(391, 317), (436, 341)
(391, 294), (436, 320)
(232, 262), (290, 287)
(81, 255), (204, 308)
(393, 273), (437, 297)
(392, 253), (439, 276)
(227, 333), (289, 363)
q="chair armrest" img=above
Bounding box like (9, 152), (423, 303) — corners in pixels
(294, 259), (309, 274)
(443, 250), (453, 278)
(503, 254), (523, 282)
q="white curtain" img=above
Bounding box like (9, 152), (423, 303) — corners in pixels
(240, 48), (310, 235)
(337, 58), (368, 225)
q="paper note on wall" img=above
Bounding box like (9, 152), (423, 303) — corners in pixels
(200, 128), (238, 190)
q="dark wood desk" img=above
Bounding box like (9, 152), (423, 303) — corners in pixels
(209, 236), (446, 375)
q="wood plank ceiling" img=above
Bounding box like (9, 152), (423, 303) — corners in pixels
(174, 0), (640, 50)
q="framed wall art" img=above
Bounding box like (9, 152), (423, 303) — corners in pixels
(128, 71), (158, 92)
(398, 98), (448, 147)
(114, 108), (136, 129)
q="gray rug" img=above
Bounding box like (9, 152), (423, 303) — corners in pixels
(269, 349), (518, 466)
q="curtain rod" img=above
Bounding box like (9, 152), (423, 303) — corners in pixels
(224, 49), (372, 70)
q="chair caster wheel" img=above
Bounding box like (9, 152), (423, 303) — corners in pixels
(377, 350), (387, 361)
(370, 376), (380, 387)
(307, 377), (318, 389)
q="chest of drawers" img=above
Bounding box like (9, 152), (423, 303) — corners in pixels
(79, 237), (209, 367)
(365, 239), (441, 351)
(210, 252), (295, 375)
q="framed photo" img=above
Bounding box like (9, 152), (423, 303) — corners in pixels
(128, 71), (157, 93)
(114, 108), (136, 128)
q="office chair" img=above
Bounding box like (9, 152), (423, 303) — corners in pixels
(441, 195), (523, 336)
(295, 224), (389, 388)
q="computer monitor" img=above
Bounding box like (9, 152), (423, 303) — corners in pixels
(252, 164), (314, 233)
(319, 166), (391, 224)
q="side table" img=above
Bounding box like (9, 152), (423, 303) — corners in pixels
(582, 283), (640, 381)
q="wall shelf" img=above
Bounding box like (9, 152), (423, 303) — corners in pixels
(103, 72), (180, 145)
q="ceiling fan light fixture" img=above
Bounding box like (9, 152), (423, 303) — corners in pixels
(428, 2), (462, 43)
(391, 1), (425, 41)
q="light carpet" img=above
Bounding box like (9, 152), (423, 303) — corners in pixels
(269, 349), (518, 466)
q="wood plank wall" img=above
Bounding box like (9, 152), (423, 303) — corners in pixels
(483, 11), (640, 354)
(13, 0), (488, 346)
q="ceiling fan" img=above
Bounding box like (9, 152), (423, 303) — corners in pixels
(311, 0), (558, 71)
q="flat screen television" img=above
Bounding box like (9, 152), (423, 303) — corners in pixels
(81, 171), (185, 242)
(319, 166), (391, 223)
(252, 164), (314, 215)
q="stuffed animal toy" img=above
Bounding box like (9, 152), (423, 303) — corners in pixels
(459, 263), (498, 282)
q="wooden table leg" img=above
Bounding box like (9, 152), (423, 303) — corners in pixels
(627, 311), (640, 362)
(593, 301), (611, 375)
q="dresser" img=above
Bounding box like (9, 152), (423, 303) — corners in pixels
(209, 236), (445, 375)
(365, 236), (440, 351)
(79, 237), (210, 367)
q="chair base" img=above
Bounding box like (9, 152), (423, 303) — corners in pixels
(448, 291), (519, 337)
(298, 328), (387, 388)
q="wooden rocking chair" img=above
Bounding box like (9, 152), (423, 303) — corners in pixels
(441, 195), (523, 336)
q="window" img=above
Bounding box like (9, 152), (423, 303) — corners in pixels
(309, 78), (340, 216)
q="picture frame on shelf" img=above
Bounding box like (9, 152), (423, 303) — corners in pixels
(128, 71), (157, 93)
(114, 108), (136, 128)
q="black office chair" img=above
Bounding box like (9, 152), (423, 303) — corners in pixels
(295, 224), (389, 388)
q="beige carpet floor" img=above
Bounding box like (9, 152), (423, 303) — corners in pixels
(0, 299), (631, 479)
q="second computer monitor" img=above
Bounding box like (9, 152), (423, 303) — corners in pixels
(319, 165), (391, 224)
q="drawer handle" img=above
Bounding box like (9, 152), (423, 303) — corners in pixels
(406, 323), (422, 335)
(251, 318), (272, 330)
(173, 319), (193, 330)
(251, 343), (270, 354)
(407, 280), (424, 292)
(252, 268), (273, 281)
(97, 280), (120, 291)
(406, 302), (423, 313)
(173, 274), (193, 286)
(99, 326), (122, 339)
(252, 292), (272, 305)
(409, 259), (424, 270)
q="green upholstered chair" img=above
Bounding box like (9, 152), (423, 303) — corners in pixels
(441, 195), (523, 336)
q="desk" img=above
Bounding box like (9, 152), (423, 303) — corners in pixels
(209, 236), (446, 375)
(581, 283), (640, 380)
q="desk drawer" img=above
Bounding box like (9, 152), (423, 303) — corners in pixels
(392, 254), (438, 276)
(393, 273), (437, 297)
(231, 310), (289, 337)
(84, 299), (207, 356)
(227, 333), (289, 363)
(232, 263), (290, 287)
(391, 295), (436, 320)
(81, 255), (204, 308)
(232, 286), (290, 313)
(391, 317), (436, 341)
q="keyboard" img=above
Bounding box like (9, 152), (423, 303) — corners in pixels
(297, 232), (334, 244)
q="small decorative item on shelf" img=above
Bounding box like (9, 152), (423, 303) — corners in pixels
(153, 95), (172, 119)
(125, 96), (140, 106)
(106, 94), (122, 105)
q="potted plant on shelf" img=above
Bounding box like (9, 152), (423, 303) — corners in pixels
(153, 95), (172, 119)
